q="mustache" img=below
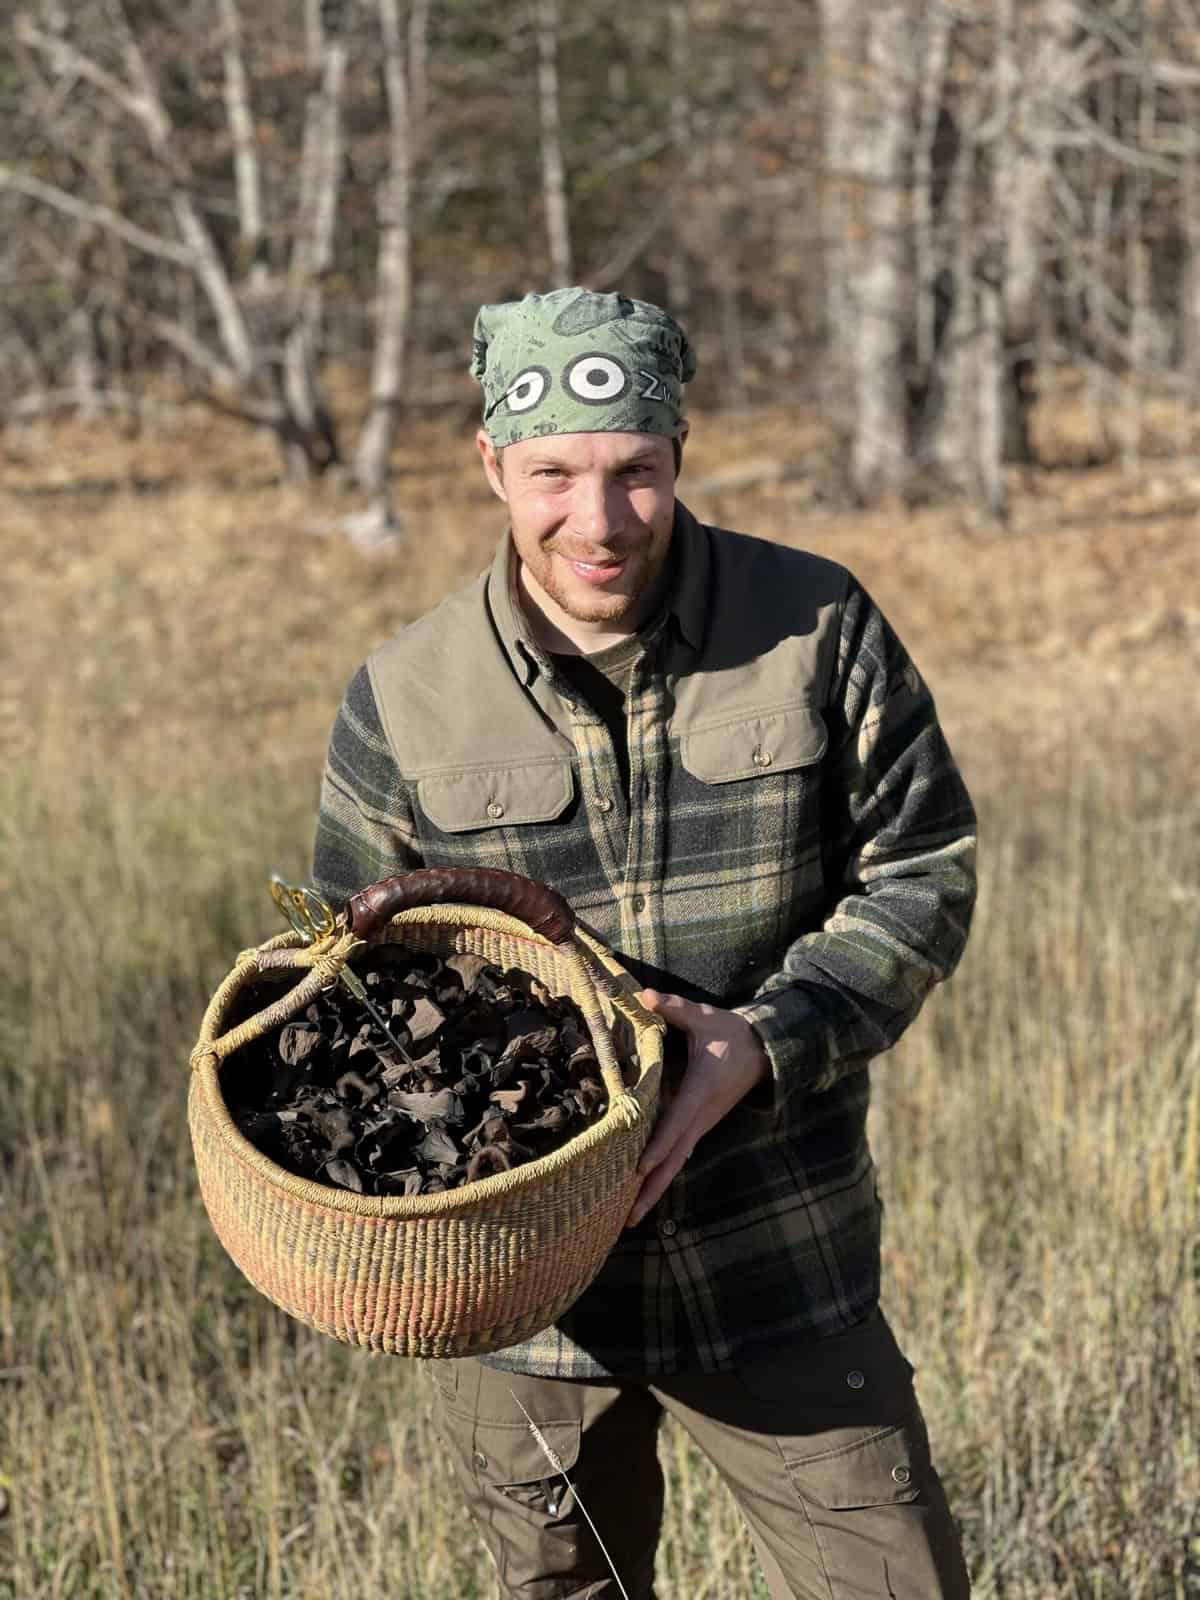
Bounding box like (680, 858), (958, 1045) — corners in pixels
(548, 542), (637, 562)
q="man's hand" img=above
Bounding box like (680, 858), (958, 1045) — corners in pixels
(626, 989), (771, 1229)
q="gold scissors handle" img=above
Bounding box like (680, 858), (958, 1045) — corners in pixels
(270, 875), (336, 944)
(267, 873), (413, 1065)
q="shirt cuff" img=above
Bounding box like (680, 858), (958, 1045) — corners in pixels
(734, 987), (838, 1113)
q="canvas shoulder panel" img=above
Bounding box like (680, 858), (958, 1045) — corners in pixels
(672, 528), (849, 735)
(366, 573), (572, 782)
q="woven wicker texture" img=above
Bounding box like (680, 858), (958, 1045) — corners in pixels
(188, 901), (664, 1357)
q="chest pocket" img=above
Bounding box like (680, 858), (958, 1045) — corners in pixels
(679, 705), (828, 784)
(416, 759), (575, 833)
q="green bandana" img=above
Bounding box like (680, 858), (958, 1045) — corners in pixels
(471, 287), (696, 448)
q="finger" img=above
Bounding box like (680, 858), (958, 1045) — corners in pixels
(627, 1141), (691, 1228)
(635, 1087), (701, 1177)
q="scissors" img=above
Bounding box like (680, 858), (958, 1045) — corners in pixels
(269, 874), (413, 1064)
(270, 875), (338, 943)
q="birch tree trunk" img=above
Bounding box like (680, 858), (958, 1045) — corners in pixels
(112, 14), (258, 382)
(1184, 88), (1199, 453)
(537, 0), (573, 286)
(351, 0), (430, 521)
(68, 305), (103, 421)
(666, 1), (692, 317)
(6, 6), (345, 481)
(216, 0), (265, 285)
(850, 0), (915, 500)
(913, 7), (952, 376)
(994, 0), (1078, 464)
(817, 0), (866, 445)
(1120, 25), (1155, 470)
(926, 124), (978, 488)
(279, 2), (347, 480)
(976, 233), (1006, 517)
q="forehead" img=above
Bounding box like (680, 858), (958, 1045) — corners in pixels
(500, 430), (671, 471)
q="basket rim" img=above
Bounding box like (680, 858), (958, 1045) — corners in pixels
(189, 913), (663, 1221)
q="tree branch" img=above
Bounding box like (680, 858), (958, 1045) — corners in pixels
(14, 18), (154, 131)
(0, 168), (193, 267)
(145, 314), (245, 391)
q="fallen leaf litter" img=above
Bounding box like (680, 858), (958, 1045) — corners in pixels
(221, 944), (615, 1194)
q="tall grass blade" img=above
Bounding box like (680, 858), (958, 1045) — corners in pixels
(509, 1389), (632, 1600)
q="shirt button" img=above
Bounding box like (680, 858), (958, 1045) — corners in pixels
(631, 894), (646, 914)
(891, 1464), (912, 1486)
(660, 1219), (676, 1237)
(752, 748), (772, 768)
(486, 801), (504, 820)
(473, 1451), (488, 1470)
(846, 1369), (865, 1390)
(596, 796), (614, 814)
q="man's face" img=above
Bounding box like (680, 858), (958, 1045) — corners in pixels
(476, 427), (683, 641)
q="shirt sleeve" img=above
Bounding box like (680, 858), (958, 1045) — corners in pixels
(311, 663), (424, 909)
(733, 579), (977, 1108)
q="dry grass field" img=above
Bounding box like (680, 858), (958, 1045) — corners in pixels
(2, 385), (1198, 1598)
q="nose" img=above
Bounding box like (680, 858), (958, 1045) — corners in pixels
(574, 472), (626, 544)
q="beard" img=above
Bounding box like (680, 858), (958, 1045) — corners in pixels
(528, 533), (672, 628)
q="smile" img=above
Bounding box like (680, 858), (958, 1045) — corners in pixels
(566, 557), (627, 584)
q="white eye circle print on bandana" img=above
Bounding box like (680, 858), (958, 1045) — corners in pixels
(505, 366), (550, 413)
(564, 353), (630, 405)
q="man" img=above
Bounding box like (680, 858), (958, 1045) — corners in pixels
(313, 287), (977, 1598)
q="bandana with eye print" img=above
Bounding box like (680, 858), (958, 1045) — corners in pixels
(471, 287), (696, 447)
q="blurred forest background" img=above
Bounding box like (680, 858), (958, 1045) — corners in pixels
(3, 3), (1200, 1598)
(6, 0), (1200, 516)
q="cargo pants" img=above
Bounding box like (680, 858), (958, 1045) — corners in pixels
(427, 1312), (971, 1599)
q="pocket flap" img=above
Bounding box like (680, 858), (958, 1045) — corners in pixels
(680, 707), (827, 784)
(473, 1418), (581, 1486)
(793, 1424), (921, 1511)
(418, 761), (574, 833)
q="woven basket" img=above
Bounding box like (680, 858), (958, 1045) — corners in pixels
(188, 867), (664, 1358)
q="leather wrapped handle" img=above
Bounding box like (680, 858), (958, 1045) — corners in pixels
(344, 867), (576, 946)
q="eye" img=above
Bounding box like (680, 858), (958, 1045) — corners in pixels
(564, 353), (630, 404)
(505, 366), (550, 413)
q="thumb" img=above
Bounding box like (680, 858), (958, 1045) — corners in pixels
(639, 988), (702, 1035)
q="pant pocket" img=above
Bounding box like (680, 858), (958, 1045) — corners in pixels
(779, 1414), (971, 1600)
(785, 1422), (922, 1511)
(470, 1416), (582, 1505)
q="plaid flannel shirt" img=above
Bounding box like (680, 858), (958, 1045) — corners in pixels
(312, 506), (977, 1377)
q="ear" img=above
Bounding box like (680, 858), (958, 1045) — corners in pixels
(476, 428), (508, 503)
(673, 421), (689, 479)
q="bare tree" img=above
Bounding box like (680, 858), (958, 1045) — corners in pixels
(816, 0), (865, 449)
(3, 0), (1199, 516)
(349, 0), (431, 533)
(278, 0), (348, 479)
(1, 0), (345, 479)
(994, 0), (1080, 465)
(666, 1), (692, 318)
(850, 0), (917, 500)
(217, 0), (265, 285)
(537, 0), (573, 286)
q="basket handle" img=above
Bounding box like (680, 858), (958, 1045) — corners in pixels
(345, 867), (576, 946)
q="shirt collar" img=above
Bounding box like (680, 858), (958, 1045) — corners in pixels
(666, 500), (708, 652)
(485, 499), (709, 680)
(486, 533), (548, 687)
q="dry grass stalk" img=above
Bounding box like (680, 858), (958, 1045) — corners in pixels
(508, 1390), (632, 1600)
